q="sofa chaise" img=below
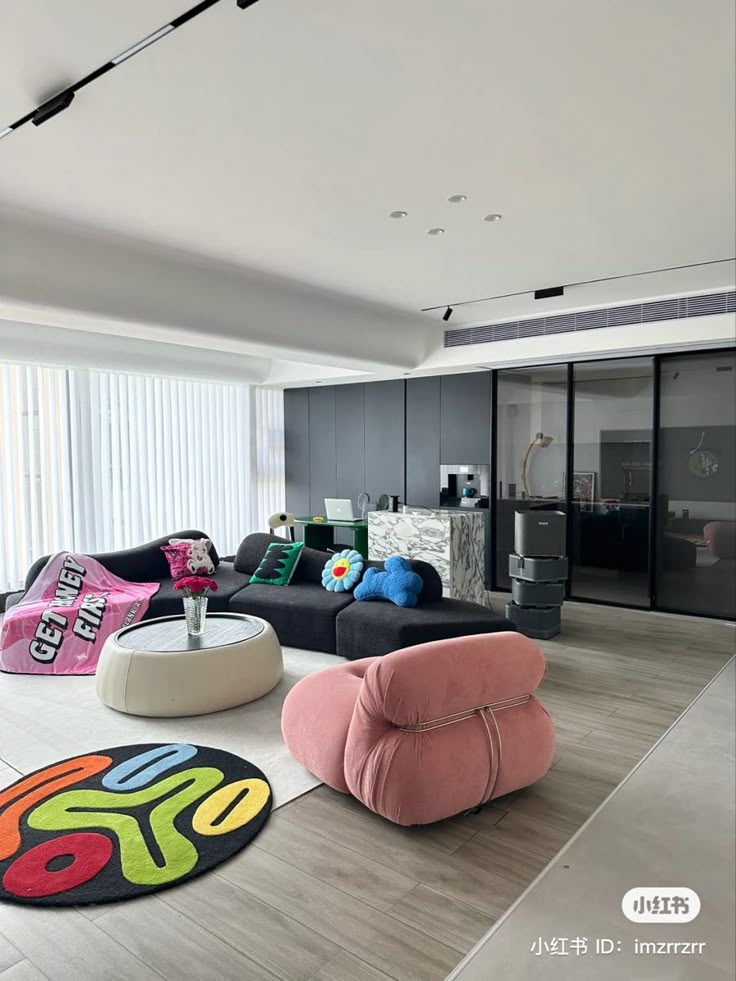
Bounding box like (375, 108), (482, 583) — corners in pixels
(6, 531), (514, 660)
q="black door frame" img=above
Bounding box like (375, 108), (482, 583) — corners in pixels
(564, 361), (575, 600)
(490, 345), (736, 619)
(489, 369), (498, 589)
(647, 355), (662, 608)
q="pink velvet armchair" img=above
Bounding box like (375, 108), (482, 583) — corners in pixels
(282, 631), (555, 826)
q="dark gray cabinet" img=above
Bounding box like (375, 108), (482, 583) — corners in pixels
(286, 371), (490, 522)
(364, 380), (405, 504)
(335, 384), (366, 503)
(440, 371), (491, 464)
(308, 387), (336, 514)
(406, 376), (440, 508)
(284, 388), (310, 517)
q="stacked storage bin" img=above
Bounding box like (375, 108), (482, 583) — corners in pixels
(505, 510), (567, 639)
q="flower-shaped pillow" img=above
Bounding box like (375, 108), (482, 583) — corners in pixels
(321, 549), (364, 592)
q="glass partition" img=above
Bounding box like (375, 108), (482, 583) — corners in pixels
(495, 366), (568, 588)
(656, 351), (736, 618)
(570, 358), (653, 607)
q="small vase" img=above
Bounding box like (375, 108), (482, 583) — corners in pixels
(183, 595), (208, 637)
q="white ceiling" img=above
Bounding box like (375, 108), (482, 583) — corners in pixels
(1, 0), (734, 380)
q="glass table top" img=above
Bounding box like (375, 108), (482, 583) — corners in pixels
(116, 614), (264, 652)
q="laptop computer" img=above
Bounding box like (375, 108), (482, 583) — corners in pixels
(324, 498), (359, 522)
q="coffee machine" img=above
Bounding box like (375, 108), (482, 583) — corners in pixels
(440, 464), (490, 508)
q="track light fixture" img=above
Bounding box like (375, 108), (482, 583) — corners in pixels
(111, 25), (175, 65)
(426, 257), (736, 320)
(1, 0), (262, 146)
(32, 91), (75, 127)
(534, 285), (565, 300)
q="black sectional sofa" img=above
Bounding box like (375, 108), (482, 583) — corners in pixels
(6, 531), (514, 660)
(5, 531), (252, 618)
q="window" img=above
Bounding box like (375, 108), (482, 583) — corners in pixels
(0, 363), (284, 592)
(0, 364), (75, 591)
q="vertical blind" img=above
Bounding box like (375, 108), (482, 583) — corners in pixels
(0, 364), (75, 589)
(0, 364), (284, 592)
(254, 385), (285, 536)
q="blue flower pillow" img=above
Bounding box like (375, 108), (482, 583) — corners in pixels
(353, 556), (423, 608)
(321, 549), (364, 592)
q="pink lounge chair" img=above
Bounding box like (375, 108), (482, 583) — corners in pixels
(703, 520), (736, 559)
(282, 632), (555, 826)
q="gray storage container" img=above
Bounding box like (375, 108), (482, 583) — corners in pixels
(515, 510), (566, 557)
(505, 601), (561, 639)
(512, 579), (565, 608)
(508, 553), (569, 583)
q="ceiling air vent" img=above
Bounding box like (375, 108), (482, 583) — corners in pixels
(444, 289), (736, 348)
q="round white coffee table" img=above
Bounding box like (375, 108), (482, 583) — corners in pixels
(96, 613), (283, 717)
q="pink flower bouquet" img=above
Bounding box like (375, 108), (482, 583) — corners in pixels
(173, 576), (218, 597)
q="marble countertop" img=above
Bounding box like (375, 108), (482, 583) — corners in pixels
(368, 505), (487, 602)
(369, 508), (485, 520)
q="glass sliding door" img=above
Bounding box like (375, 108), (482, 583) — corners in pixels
(570, 359), (654, 607)
(495, 366), (568, 588)
(656, 351), (736, 618)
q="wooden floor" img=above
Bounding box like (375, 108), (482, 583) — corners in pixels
(1, 601), (734, 981)
(450, 659), (736, 980)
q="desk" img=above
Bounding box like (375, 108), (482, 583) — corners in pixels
(294, 517), (368, 558)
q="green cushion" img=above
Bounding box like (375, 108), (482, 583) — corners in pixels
(250, 541), (304, 586)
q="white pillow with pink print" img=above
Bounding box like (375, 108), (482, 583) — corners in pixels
(161, 538), (216, 578)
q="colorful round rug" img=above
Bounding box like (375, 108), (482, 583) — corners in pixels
(0, 743), (272, 906)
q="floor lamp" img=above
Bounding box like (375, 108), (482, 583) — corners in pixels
(521, 433), (553, 498)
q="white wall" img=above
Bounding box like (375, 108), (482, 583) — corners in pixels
(0, 319), (271, 384)
(423, 313), (736, 375)
(0, 209), (433, 375)
(2, 209), (732, 388)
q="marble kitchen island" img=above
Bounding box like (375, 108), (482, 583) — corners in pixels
(368, 508), (487, 604)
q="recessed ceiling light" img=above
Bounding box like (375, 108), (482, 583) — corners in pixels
(389, 210), (408, 219)
(427, 227), (445, 235)
(483, 213), (503, 222)
(448, 194), (467, 203)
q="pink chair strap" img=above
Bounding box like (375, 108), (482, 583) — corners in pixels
(476, 705), (502, 805)
(395, 694), (530, 732)
(395, 694), (532, 807)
